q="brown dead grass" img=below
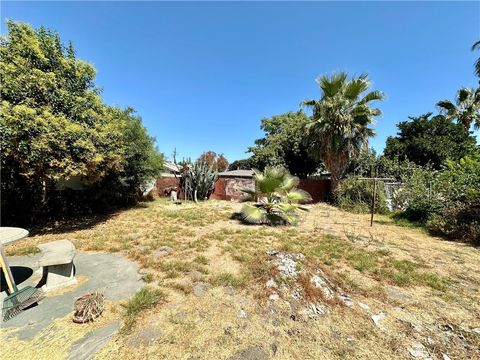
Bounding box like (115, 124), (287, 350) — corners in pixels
(3, 199), (480, 359)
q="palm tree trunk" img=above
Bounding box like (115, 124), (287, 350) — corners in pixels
(323, 153), (348, 195)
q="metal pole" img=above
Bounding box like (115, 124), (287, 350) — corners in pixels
(370, 178), (377, 227)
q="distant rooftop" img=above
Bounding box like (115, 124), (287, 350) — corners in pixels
(218, 169), (254, 178)
(163, 161), (181, 173)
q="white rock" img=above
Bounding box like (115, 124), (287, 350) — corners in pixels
(371, 312), (385, 327)
(471, 327), (480, 334)
(269, 293), (280, 301)
(442, 354), (452, 360)
(300, 303), (327, 317)
(265, 278), (277, 288)
(408, 343), (429, 358)
(339, 295), (354, 307)
(238, 309), (247, 318)
(310, 275), (334, 299)
(358, 302), (370, 310)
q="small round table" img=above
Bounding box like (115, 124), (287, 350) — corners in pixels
(0, 227), (29, 246)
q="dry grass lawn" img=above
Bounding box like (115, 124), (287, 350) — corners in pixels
(3, 199), (480, 359)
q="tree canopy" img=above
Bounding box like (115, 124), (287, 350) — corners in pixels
(196, 151), (229, 172)
(0, 21), (163, 224)
(247, 111), (319, 178)
(383, 113), (476, 169)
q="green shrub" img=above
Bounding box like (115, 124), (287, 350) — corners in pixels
(425, 155), (480, 244)
(394, 168), (444, 222)
(335, 177), (388, 214)
(393, 152), (480, 244)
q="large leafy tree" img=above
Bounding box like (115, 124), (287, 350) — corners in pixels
(0, 22), (162, 223)
(113, 107), (164, 198)
(383, 113), (476, 169)
(436, 87), (480, 130)
(228, 158), (257, 171)
(302, 72), (384, 191)
(248, 111), (320, 178)
(0, 22), (125, 185)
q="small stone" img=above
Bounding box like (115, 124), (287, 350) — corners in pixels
(310, 275), (334, 299)
(346, 336), (355, 343)
(442, 354), (452, 360)
(471, 327), (480, 334)
(266, 278), (277, 288)
(426, 337), (434, 345)
(408, 343), (429, 358)
(224, 326), (233, 336)
(138, 268), (149, 275)
(238, 309), (247, 318)
(371, 312), (385, 328)
(269, 293), (280, 301)
(300, 303), (327, 318)
(339, 295), (354, 307)
(441, 324), (454, 332)
(153, 246), (173, 258)
(228, 346), (269, 360)
(358, 302), (370, 310)
(224, 284), (235, 295)
(193, 282), (208, 297)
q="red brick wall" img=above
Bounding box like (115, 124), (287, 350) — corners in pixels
(210, 178), (227, 200)
(209, 178), (255, 201)
(156, 177), (180, 197)
(210, 177), (331, 202)
(157, 176), (331, 202)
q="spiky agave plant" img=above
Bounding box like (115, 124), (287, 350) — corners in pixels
(240, 167), (312, 225)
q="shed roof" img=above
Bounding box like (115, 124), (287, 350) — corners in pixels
(218, 169), (255, 178)
(163, 161), (181, 173)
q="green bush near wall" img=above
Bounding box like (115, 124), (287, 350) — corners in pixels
(334, 177), (388, 214)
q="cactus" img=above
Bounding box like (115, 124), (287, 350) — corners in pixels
(180, 161), (218, 202)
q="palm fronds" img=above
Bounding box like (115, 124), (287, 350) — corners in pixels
(436, 87), (480, 130)
(303, 72), (384, 191)
(239, 167), (312, 226)
(472, 40), (480, 78)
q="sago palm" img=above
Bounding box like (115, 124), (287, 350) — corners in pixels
(436, 87), (480, 130)
(240, 167), (312, 226)
(302, 72), (384, 192)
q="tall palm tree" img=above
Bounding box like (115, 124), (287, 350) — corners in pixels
(436, 87), (480, 130)
(302, 72), (384, 192)
(472, 40), (480, 78)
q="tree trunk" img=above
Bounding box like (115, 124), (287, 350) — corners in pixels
(323, 153), (348, 196)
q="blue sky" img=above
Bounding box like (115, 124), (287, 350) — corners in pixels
(2, 1), (479, 162)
